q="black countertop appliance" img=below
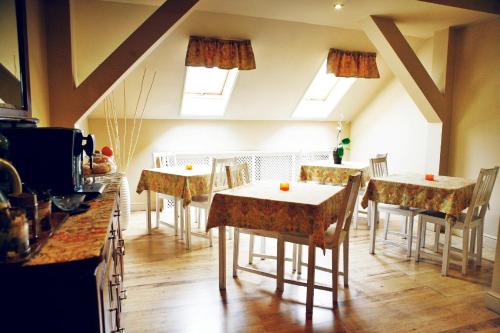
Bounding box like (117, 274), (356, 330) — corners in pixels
(0, 127), (98, 195)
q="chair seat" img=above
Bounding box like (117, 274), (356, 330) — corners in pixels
(378, 203), (424, 214)
(420, 210), (482, 229)
(281, 226), (344, 249)
(191, 194), (209, 203)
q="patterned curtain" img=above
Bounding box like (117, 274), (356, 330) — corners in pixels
(185, 36), (256, 70)
(327, 48), (380, 78)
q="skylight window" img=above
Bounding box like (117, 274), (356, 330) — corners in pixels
(292, 60), (356, 119)
(180, 66), (238, 116)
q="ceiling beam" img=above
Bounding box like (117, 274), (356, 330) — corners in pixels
(418, 0), (500, 15)
(361, 16), (445, 123)
(47, 0), (199, 127)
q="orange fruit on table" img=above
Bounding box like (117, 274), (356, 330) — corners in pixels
(102, 146), (113, 157)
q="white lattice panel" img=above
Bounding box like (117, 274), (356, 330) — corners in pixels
(175, 155), (211, 167)
(254, 154), (294, 181)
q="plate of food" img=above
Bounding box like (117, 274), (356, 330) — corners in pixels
(83, 146), (117, 176)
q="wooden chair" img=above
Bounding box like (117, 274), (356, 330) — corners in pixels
(184, 157), (236, 249)
(227, 163), (297, 277)
(152, 152), (182, 236)
(416, 166), (499, 276)
(370, 154), (424, 257)
(276, 173), (362, 318)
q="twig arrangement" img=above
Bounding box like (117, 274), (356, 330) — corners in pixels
(103, 68), (156, 172)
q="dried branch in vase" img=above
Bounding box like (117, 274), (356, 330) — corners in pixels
(103, 68), (156, 173)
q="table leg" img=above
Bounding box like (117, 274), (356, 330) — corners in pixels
(146, 190), (152, 235)
(369, 200), (377, 254)
(219, 226), (226, 290)
(306, 236), (316, 319)
(180, 200), (184, 240)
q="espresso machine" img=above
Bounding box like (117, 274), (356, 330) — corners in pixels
(0, 127), (105, 196)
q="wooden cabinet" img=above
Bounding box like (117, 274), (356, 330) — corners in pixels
(97, 194), (126, 333)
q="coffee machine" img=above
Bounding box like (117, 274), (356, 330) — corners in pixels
(0, 127), (105, 196)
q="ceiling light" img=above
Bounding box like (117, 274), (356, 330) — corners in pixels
(334, 2), (344, 10)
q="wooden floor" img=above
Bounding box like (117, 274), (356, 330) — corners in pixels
(122, 211), (499, 333)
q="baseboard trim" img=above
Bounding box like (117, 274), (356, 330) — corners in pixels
(486, 290), (500, 314)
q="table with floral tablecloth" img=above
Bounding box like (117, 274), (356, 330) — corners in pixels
(207, 181), (345, 290)
(136, 166), (211, 233)
(300, 161), (370, 186)
(361, 173), (476, 254)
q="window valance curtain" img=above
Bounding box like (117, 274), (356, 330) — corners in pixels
(185, 36), (256, 70)
(327, 48), (380, 78)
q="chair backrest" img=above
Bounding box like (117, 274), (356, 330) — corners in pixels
(152, 152), (176, 168)
(226, 163), (250, 188)
(208, 157), (237, 196)
(369, 153), (388, 178)
(334, 172), (362, 239)
(465, 166), (499, 225)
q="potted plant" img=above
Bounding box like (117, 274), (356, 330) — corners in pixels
(333, 119), (350, 164)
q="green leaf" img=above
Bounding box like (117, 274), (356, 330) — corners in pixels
(341, 137), (350, 145)
(337, 146), (344, 157)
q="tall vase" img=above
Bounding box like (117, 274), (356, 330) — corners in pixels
(119, 172), (131, 230)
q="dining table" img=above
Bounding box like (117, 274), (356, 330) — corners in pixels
(206, 180), (346, 290)
(361, 173), (476, 269)
(136, 166), (211, 234)
(300, 160), (371, 186)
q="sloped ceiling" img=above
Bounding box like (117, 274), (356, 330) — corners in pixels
(80, 0), (493, 121)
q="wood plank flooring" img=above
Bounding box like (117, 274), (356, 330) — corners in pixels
(121, 211), (499, 332)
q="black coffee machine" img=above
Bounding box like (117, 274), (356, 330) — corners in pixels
(0, 127), (105, 196)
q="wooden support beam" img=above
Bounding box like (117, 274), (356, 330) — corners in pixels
(46, 0), (198, 127)
(362, 16), (455, 174)
(419, 0), (500, 15)
(362, 16), (445, 123)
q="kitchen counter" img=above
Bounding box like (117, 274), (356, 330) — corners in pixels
(0, 173), (125, 333)
(26, 173), (121, 266)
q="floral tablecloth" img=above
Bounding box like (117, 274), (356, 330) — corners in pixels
(136, 167), (211, 207)
(300, 161), (370, 186)
(361, 174), (476, 219)
(207, 181), (346, 249)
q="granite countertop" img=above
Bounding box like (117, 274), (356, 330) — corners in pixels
(25, 174), (121, 266)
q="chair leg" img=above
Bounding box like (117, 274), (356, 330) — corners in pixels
(174, 198), (179, 236)
(416, 215), (423, 262)
(180, 202), (184, 240)
(185, 206), (192, 250)
(233, 228), (240, 277)
(383, 212), (389, 240)
(402, 216), (408, 238)
(332, 246), (340, 307)
(292, 244), (297, 273)
(407, 215), (414, 258)
(277, 236), (285, 292)
(297, 245), (303, 275)
(343, 235), (349, 287)
(249, 234), (255, 264)
(228, 227), (233, 240)
(260, 237), (266, 259)
(422, 220), (426, 248)
(155, 194), (160, 229)
(442, 223), (452, 276)
(434, 224), (441, 252)
(306, 239), (316, 319)
(476, 223), (483, 267)
(353, 197), (359, 230)
(462, 227), (469, 275)
(206, 210), (213, 247)
(197, 208), (201, 228)
(469, 227), (476, 262)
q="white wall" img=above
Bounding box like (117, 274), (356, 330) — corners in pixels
(350, 38), (435, 173)
(88, 118), (346, 209)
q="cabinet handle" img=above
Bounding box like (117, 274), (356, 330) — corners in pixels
(113, 274), (122, 283)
